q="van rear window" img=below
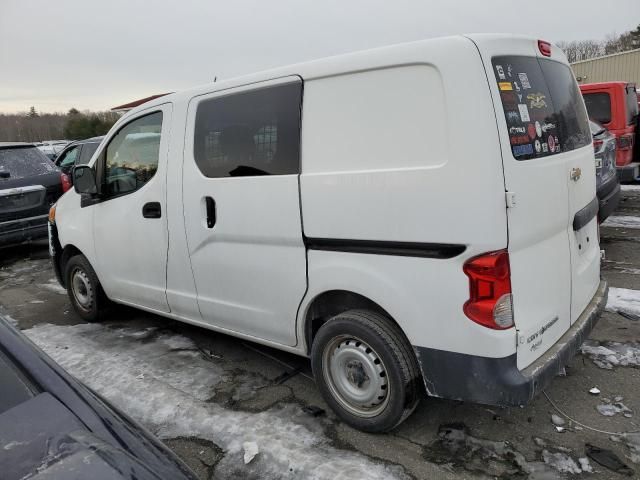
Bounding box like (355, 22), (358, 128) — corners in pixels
(492, 57), (591, 160)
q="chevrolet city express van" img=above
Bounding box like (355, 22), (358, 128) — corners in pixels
(49, 35), (607, 432)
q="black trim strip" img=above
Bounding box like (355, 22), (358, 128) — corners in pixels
(304, 237), (466, 259)
(573, 196), (599, 231)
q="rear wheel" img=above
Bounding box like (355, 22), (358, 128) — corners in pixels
(65, 254), (110, 322)
(311, 309), (421, 432)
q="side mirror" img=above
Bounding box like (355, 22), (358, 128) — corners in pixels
(73, 165), (97, 195)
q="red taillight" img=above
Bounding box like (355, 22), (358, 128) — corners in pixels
(60, 172), (72, 193)
(616, 134), (634, 150)
(593, 139), (603, 154)
(463, 250), (513, 330)
(538, 40), (552, 57)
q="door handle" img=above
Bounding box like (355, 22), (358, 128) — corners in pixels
(205, 196), (216, 228)
(142, 202), (162, 219)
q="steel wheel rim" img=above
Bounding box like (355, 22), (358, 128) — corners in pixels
(322, 335), (389, 418)
(71, 267), (93, 309)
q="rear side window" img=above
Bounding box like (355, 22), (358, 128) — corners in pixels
(583, 93), (612, 125)
(492, 57), (591, 160)
(625, 85), (639, 126)
(193, 81), (302, 178)
(0, 147), (57, 181)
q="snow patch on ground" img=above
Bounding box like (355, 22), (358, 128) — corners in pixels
(618, 268), (640, 275)
(596, 401), (633, 417)
(24, 322), (408, 480)
(158, 333), (198, 351)
(3, 314), (18, 326)
(602, 215), (640, 229)
(581, 340), (640, 369)
(541, 450), (582, 474)
(607, 287), (640, 317)
(621, 185), (640, 192)
(38, 279), (67, 295)
(437, 424), (564, 477)
(611, 433), (640, 464)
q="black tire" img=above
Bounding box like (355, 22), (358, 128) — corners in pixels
(64, 254), (110, 322)
(311, 309), (421, 432)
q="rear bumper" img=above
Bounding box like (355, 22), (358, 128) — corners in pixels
(616, 162), (639, 182)
(597, 176), (621, 222)
(0, 214), (48, 247)
(414, 280), (608, 406)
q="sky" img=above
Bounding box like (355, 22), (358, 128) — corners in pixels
(1, 0), (639, 113)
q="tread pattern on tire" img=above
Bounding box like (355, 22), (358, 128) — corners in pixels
(65, 254), (110, 322)
(339, 309), (422, 426)
(312, 309), (422, 431)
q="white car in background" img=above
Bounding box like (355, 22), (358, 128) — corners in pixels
(35, 140), (70, 160)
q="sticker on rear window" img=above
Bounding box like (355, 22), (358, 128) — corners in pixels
(547, 134), (555, 152)
(527, 92), (547, 109)
(513, 144), (534, 156)
(499, 82), (513, 91)
(496, 64), (506, 80)
(518, 104), (530, 122)
(518, 72), (531, 89)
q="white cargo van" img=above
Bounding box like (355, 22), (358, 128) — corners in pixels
(49, 34), (607, 432)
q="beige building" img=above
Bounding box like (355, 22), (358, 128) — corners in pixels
(571, 48), (640, 85)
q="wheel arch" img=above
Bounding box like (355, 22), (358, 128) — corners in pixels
(57, 244), (84, 288)
(303, 289), (414, 359)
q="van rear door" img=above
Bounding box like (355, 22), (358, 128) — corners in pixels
(468, 35), (600, 369)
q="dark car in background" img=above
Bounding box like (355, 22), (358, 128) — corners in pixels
(0, 314), (198, 480)
(0, 143), (71, 247)
(591, 120), (621, 222)
(55, 136), (104, 176)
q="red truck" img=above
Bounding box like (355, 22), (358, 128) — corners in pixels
(580, 81), (639, 181)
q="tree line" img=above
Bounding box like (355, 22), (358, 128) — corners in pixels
(0, 107), (120, 142)
(558, 24), (640, 63)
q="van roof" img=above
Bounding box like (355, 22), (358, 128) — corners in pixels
(125, 33), (545, 116)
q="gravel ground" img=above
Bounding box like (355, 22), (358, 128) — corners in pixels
(1, 186), (640, 479)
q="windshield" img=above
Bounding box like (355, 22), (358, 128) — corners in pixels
(492, 56), (591, 160)
(0, 146), (58, 180)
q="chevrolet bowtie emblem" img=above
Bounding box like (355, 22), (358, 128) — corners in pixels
(570, 167), (581, 182)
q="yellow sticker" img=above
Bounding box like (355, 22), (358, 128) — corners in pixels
(499, 82), (513, 91)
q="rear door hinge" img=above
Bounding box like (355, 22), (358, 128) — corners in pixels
(505, 191), (516, 208)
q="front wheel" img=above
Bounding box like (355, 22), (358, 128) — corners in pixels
(311, 309), (421, 432)
(65, 254), (110, 322)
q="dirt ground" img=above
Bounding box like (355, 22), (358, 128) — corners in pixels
(1, 186), (640, 479)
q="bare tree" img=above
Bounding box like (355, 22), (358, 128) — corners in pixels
(556, 40), (603, 63)
(559, 24), (640, 62)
